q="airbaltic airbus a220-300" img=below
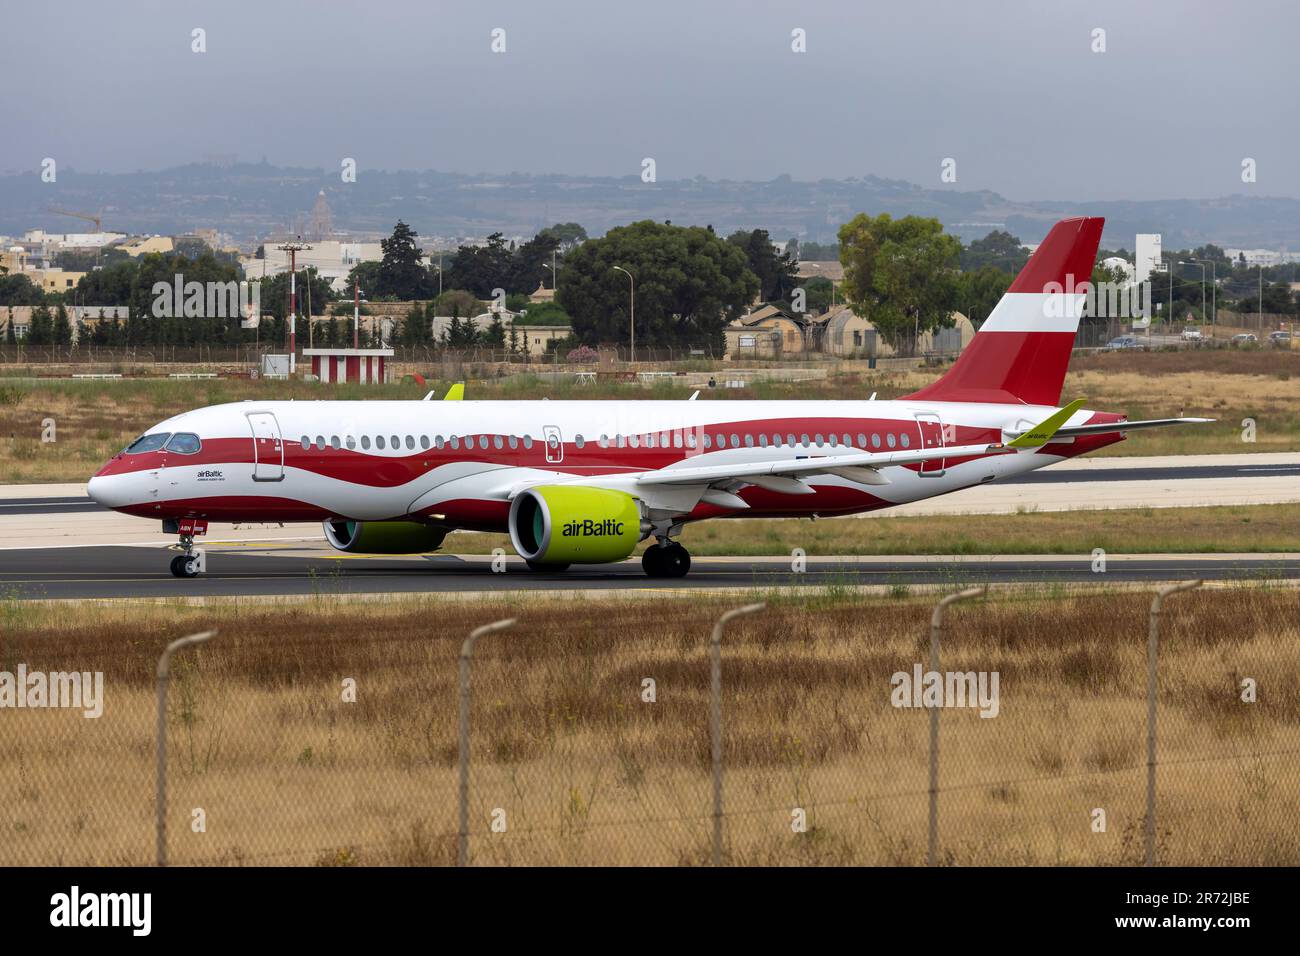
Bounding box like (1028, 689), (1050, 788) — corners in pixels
(87, 217), (1208, 579)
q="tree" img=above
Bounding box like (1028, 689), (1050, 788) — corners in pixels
(538, 222), (587, 253)
(0, 272), (43, 306)
(557, 220), (759, 352)
(446, 233), (514, 298)
(508, 232), (562, 295)
(800, 276), (835, 314)
(960, 230), (1030, 274)
(26, 304), (53, 346)
(400, 303), (432, 345)
(514, 301), (571, 326)
(343, 260), (384, 300)
(54, 304), (73, 348)
(432, 290), (481, 319)
(726, 228), (798, 302)
(839, 213), (962, 349)
(952, 267), (1012, 329)
(376, 221), (437, 299)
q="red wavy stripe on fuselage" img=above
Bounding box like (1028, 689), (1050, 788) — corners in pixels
(95, 417), (1007, 487)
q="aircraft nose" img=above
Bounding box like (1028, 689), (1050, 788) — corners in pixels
(87, 474), (124, 509)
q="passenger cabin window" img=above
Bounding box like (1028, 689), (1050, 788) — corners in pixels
(420, 435), (430, 450)
(377, 436), (386, 450)
(361, 436), (372, 450)
(164, 433), (200, 455)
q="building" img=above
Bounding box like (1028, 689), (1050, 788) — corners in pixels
(2, 305), (128, 341)
(512, 324), (571, 356)
(32, 268), (87, 294)
(817, 305), (877, 357)
(303, 347), (393, 384)
(239, 240), (386, 293)
(725, 305), (817, 357)
(116, 235), (175, 257)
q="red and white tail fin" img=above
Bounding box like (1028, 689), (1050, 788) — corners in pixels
(907, 216), (1104, 406)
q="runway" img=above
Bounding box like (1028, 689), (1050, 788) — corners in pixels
(0, 542), (1294, 600)
(1, 451), (1296, 598)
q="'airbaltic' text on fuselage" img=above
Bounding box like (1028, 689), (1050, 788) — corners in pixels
(562, 519), (625, 537)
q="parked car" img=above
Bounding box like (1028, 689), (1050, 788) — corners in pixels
(1106, 335), (1141, 350)
(1230, 333), (1258, 346)
(1268, 330), (1292, 347)
(1181, 327), (1206, 342)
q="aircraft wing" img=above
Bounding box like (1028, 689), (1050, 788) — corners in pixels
(1003, 416), (1206, 442)
(1036, 417), (1214, 438)
(635, 441), (1010, 487)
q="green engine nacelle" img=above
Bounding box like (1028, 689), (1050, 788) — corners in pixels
(508, 486), (643, 565)
(323, 519), (448, 554)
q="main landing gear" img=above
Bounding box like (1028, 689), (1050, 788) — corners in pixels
(642, 540), (691, 579)
(169, 533), (204, 578)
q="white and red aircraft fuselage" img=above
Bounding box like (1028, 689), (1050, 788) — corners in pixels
(86, 217), (1205, 578)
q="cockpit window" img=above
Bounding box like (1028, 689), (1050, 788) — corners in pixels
(165, 433), (201, 455)
(124, 433), (170, 455)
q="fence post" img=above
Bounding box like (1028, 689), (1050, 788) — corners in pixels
(1146, 580), (1201, 867)
(458, 617), (517, 867)
(927, 586), (986, 867)
(156, 629), (217, 867)
(710, 602), (765, 866)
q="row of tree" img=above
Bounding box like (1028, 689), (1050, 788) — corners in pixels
(6, 216), (1298, 351)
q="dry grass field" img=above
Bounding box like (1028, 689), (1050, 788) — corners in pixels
(0, 350), (1295, 482)
(1, 586), (1297, 866)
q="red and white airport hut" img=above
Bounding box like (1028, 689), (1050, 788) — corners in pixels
(303, 347), (394, 384)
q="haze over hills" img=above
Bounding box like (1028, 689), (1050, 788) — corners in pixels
(2, 162), (1297, 251)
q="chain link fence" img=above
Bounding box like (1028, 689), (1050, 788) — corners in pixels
(2, 585), (1297, 866)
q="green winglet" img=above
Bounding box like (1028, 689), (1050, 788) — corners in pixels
(1008, 398), (1087, 449)
(443, 383), (465, 401)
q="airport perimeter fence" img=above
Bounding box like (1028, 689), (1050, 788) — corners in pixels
(2, 583), (1297, 867)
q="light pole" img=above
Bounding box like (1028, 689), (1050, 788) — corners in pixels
(1186, 258), (1217, 325)
(1258, 264), (1264, 332)
(1180, 261), (1206, 329)
(613, 265), (635, 363)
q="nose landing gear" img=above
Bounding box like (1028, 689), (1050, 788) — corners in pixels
(169, 534), (205, 578)
(165, 518), (208, 578)
(642, 540), (691, 578)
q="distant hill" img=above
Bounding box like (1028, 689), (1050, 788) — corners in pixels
(2, 162), (1297, 250)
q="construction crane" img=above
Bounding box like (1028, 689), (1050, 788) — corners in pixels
(48, 207), (104, 233)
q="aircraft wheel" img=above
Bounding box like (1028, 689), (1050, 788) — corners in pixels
(642, 544), (666, 577)
(171, 554), (201, 578)
(661, 543), (691, 578)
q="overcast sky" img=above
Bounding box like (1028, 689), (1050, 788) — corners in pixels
(5, 0), (1296, 201)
